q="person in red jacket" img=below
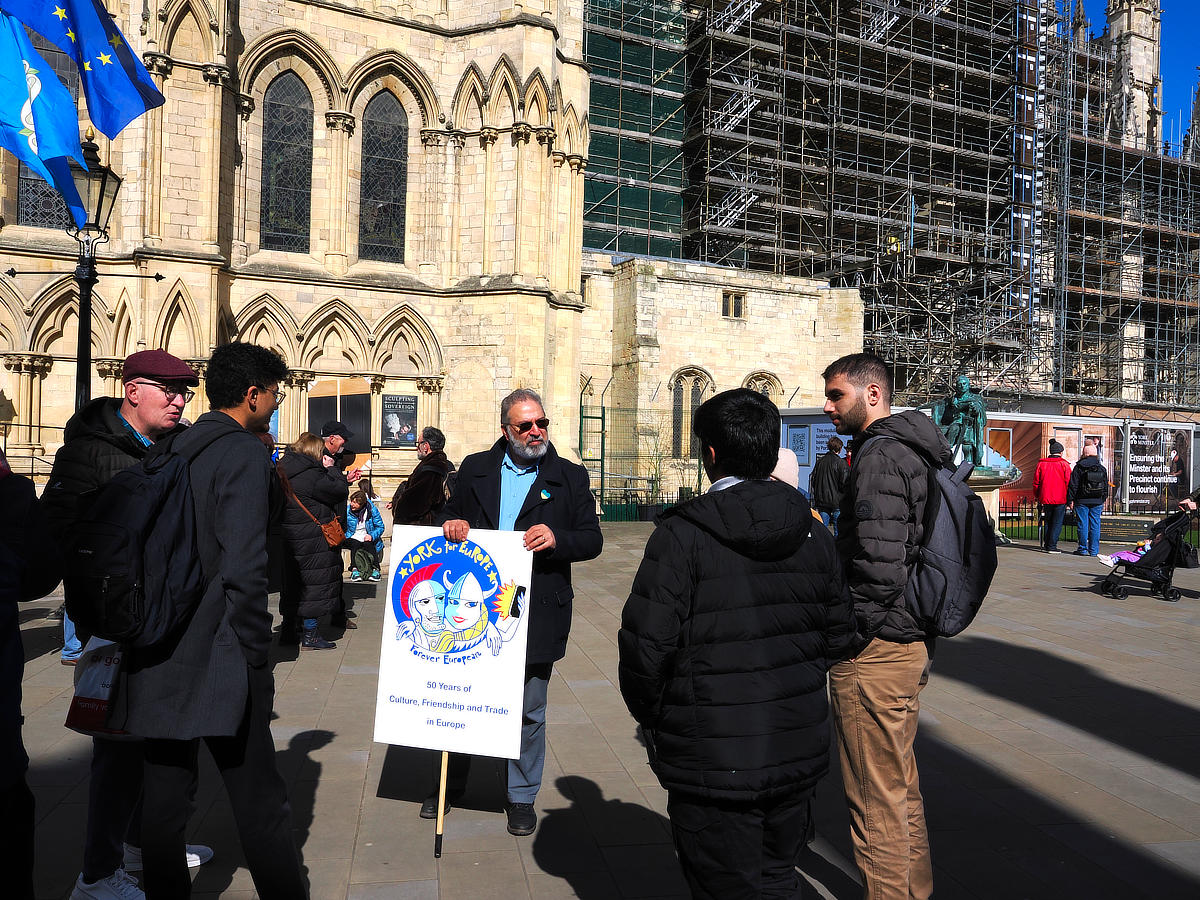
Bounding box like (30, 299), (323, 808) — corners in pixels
(1033, 439), (1073, 553)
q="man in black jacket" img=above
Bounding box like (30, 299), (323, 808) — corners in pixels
(810, 434), (850, 535)
(1066, 442), (1109, 556)
(434, 389), (602, 836)
(117, 343), (307, 899)
(42, 349), (214, 900)
(619, 389), (854, 898)
(822, 353), (948, 900)
(391, 426), (455, 525)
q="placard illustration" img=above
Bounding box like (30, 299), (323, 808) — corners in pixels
(374, 527), (533, 758)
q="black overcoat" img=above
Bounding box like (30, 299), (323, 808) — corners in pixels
(115, 412), (277, 739)
(277, 450), (348, 619)
(437, 439), (602, 664)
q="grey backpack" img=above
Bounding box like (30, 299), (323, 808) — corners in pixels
(903, 452), (998, 637)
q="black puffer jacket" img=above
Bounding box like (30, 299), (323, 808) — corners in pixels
(43, 397), (178, 541)
(619, 479), (855, 801)
(810, 450), (850, 512)
(839, 410), (952, 647)
(278, 451), (348, 619)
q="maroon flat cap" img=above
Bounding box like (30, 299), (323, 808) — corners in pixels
(122, 349), (200, 386)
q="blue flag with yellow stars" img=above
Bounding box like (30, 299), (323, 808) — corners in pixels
(0, 0), (164, 139)
(0, 10), (86, 227)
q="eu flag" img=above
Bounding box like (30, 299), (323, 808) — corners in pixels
(0, 0), (164, 139)
(0, 10), (85, 227)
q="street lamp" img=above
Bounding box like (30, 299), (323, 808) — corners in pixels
(67, 128), (122, 412)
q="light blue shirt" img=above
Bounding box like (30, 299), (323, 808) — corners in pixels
(707, 475), (744, 494)
(499, 454), (538, 530)
(116, 409), (153, 448)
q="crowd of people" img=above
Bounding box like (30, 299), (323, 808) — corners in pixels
(4, 344), (1196, 900)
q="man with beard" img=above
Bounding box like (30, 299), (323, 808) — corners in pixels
(390, 426), (455, 525)
(429, 389), (602, 835)
(821, 353), (950, 900)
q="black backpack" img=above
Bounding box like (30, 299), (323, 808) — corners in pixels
(1079, 464), (1107, 501)
(902, 451), (998, 637)
(62, 424), (237, 648)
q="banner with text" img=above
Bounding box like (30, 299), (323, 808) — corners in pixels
(373, 526), (533, 759)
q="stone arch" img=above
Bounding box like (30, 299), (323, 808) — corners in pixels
(372, 304), (442, 375)
(487, 57), (520, 127)
(743, 371), (783, 402)
(453, 64), (487, 132)
(0, 280), (27, 351)
(579, 112), (590, 156)
(298, 299), (370, 371)
(162, 0), (214, 61)
(560, 103), (582, 155)
(240, 29), (343, 110)
(153, 281), (203, 359)
(27, 281), (113, 356)
(235, 293), (298, 363)
(111, 289), (134, 358)
(345, 50), (442, 128)
(668, 366), (715, 459)
(523, 71), (551, 128)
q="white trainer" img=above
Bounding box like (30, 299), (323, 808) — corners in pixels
(70, 868), (144, 900)
(122, 842), (215, 871)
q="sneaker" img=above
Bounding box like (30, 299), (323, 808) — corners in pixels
(369, 570), (381, 582)
(61, 657), (79, 667)
(350, 570), (363, 582)
(505, 801), (537, 836)
(1046, 548), (1062, 554)
(70, 869), (144, 899)
(122, 843), (214, 871)
(1097, 554), (1116, 567)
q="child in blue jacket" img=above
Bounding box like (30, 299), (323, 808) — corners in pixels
(346, 490), (385, 582)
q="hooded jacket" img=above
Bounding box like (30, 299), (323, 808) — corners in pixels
(392, 449), (454, 525)
(619, 479), (855, 801)
(839, 410), (952, 647)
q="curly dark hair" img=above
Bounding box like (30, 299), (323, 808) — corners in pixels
(205, 342), (289, 410)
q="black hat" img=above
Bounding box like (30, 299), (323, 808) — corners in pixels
(321, 420), (353, 440)
(1049, 439), (1064, 455)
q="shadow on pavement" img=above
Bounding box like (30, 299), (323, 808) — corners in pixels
(532, 775), (686, 899)
(375, 744), (506, 814)
(808, 712), (1200, 898)
(935, 635), (1200, 780)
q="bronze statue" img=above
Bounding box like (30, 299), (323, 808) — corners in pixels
(920, 375), (987, 467)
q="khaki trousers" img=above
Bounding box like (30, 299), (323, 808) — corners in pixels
(829, 638), (933, 900)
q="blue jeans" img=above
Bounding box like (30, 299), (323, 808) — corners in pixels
(1076, 504), (1103, 555)
(63, 613), (82, 661)
(1042, 504), (1066, 550)
(819, 509), (840, 537)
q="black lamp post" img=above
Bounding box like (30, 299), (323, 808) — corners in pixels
(67, 129), (122, 412)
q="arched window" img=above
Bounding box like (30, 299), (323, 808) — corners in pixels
(17, 31), (79, 229)
(744, 371), (783, 403)
(670, 368), (713, 458)
(260, 72), (313, 252)
(358, 91), (408, 263)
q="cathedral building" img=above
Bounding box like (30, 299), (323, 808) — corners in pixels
(0, 0), (858, 489)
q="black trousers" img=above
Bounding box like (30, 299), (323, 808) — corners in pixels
(0, 774), (35, 900)
(666, 789), (814, 900)
(141, 666), (305, 899)
(83, 736), (143, 881)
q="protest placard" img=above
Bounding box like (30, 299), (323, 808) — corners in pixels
(374, 526), (533, 759)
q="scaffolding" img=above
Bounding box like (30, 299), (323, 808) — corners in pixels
(582, 0), (1200, 412)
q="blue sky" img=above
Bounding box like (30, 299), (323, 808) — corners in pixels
(1083, 1), (1199, 145)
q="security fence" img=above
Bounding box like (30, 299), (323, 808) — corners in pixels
(997, 498), (1200, 548)
(580, 403), (707, 522)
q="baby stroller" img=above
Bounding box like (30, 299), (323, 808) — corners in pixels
(1098, 508), (1199, 602)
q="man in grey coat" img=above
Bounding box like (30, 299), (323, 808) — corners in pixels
(115, 343), (306, 899)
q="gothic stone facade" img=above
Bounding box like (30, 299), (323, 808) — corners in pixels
(0, 0), (861, 485)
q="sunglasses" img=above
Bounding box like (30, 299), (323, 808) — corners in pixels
(505, 417), (550, 434)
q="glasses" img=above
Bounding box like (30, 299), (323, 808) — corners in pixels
(132, 380), (195, 403)
(505, 417), (550, 434)
(258, 385), (286, 406)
